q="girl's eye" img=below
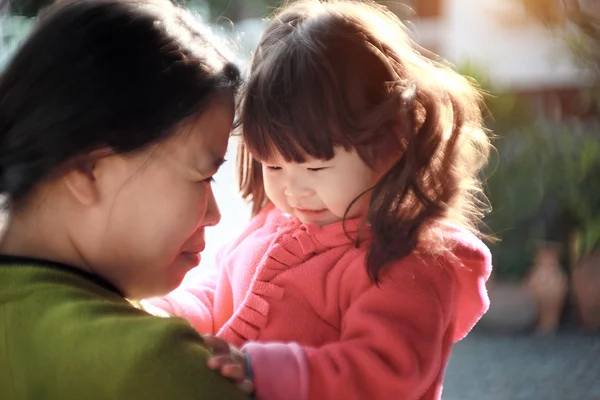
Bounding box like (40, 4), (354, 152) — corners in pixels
(266, 166), (282, 171)
(308, 167), (328, 172)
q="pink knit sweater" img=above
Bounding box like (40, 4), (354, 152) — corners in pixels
(150, 203), (492, 400)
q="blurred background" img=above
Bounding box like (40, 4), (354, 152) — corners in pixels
(2, 0), (600, 398)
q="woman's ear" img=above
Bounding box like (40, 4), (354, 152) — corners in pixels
(62, 156), (101, 206)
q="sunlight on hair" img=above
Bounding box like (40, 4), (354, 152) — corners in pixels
(237, 0), (493, 280)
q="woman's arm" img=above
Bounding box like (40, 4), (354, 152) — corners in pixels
(109, 311), (251, 400)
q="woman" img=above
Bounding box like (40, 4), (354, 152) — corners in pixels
(0, 0), (250, 398)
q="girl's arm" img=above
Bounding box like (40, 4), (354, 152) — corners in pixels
(243, 249), (490, 400)
(145, 266), (231, 334)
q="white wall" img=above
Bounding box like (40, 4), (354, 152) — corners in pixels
(413, 0), (589, 90)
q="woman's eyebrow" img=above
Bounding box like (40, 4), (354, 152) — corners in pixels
(199, 153), (226, 175)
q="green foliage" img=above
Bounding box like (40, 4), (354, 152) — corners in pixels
(1, 15), (34, 70)
(487, 120), (600, 277)
(458, 61), (534, 132)
(191, 0), (282, 21)
(559, 3), (600, 77)
(459, 62), (600, 278)
(7, 0), (51, 17)
(5, 0), (281, 20)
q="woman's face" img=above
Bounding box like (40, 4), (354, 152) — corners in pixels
(80, 95), (234, 299)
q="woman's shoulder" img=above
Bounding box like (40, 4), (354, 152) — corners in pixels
(66, 307), (248, 399)
(86, 311), (249, 399)
(0, 262), (249, 400)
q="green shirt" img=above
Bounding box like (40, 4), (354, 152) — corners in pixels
(0, 256), (249, 400)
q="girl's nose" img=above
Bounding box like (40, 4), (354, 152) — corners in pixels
(284, 174), (312, 199)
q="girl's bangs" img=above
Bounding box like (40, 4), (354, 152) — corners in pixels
(240, 33), (365, 164)
(242, 69), (343, 164)
(241, 10), (398, 166)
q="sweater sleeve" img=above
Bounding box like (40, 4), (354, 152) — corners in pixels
(144, 267), (229, 334)
(111, 314), (251, 400)
(25, 281), (252, 400)
(243, 253), (462, 400)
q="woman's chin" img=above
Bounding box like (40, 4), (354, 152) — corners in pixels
(162, 255), (201, 291)
(179, 251), (201, 267)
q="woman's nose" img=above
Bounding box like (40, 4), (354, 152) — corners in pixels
(203, 185), (221, 227)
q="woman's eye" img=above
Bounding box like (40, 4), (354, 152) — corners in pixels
(266, 166), (282, 171)
(308, 167), (328, 172)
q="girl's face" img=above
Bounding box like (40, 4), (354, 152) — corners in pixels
(76, 96), (234, 299)
(261, 147), (381, 226)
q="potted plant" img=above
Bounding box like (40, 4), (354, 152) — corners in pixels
(557, 124), (600, 331)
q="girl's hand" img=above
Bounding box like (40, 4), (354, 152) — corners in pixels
(204, 334), (254, 395)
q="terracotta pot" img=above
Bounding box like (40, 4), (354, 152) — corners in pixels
(527, 242), (568, 334)
(571, 251), (600, 331)
(478, 278), (538, 334)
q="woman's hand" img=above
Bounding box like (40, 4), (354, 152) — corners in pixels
(204, 334), (254, 395)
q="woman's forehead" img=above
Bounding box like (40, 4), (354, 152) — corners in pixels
(161, 99), (234, 171)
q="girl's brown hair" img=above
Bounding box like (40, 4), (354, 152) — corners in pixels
(238, 0), (491, 281)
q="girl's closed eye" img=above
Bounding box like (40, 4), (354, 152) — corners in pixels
(307, 167), (329, 172)
(266, 165), (282, 171)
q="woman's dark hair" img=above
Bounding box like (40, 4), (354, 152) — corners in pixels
(0, 0), (241, 203)
(238, 0), (490, 282)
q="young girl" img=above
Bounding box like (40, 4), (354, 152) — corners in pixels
(149, 1), (492, 399)
(0, 0), (251, 398)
